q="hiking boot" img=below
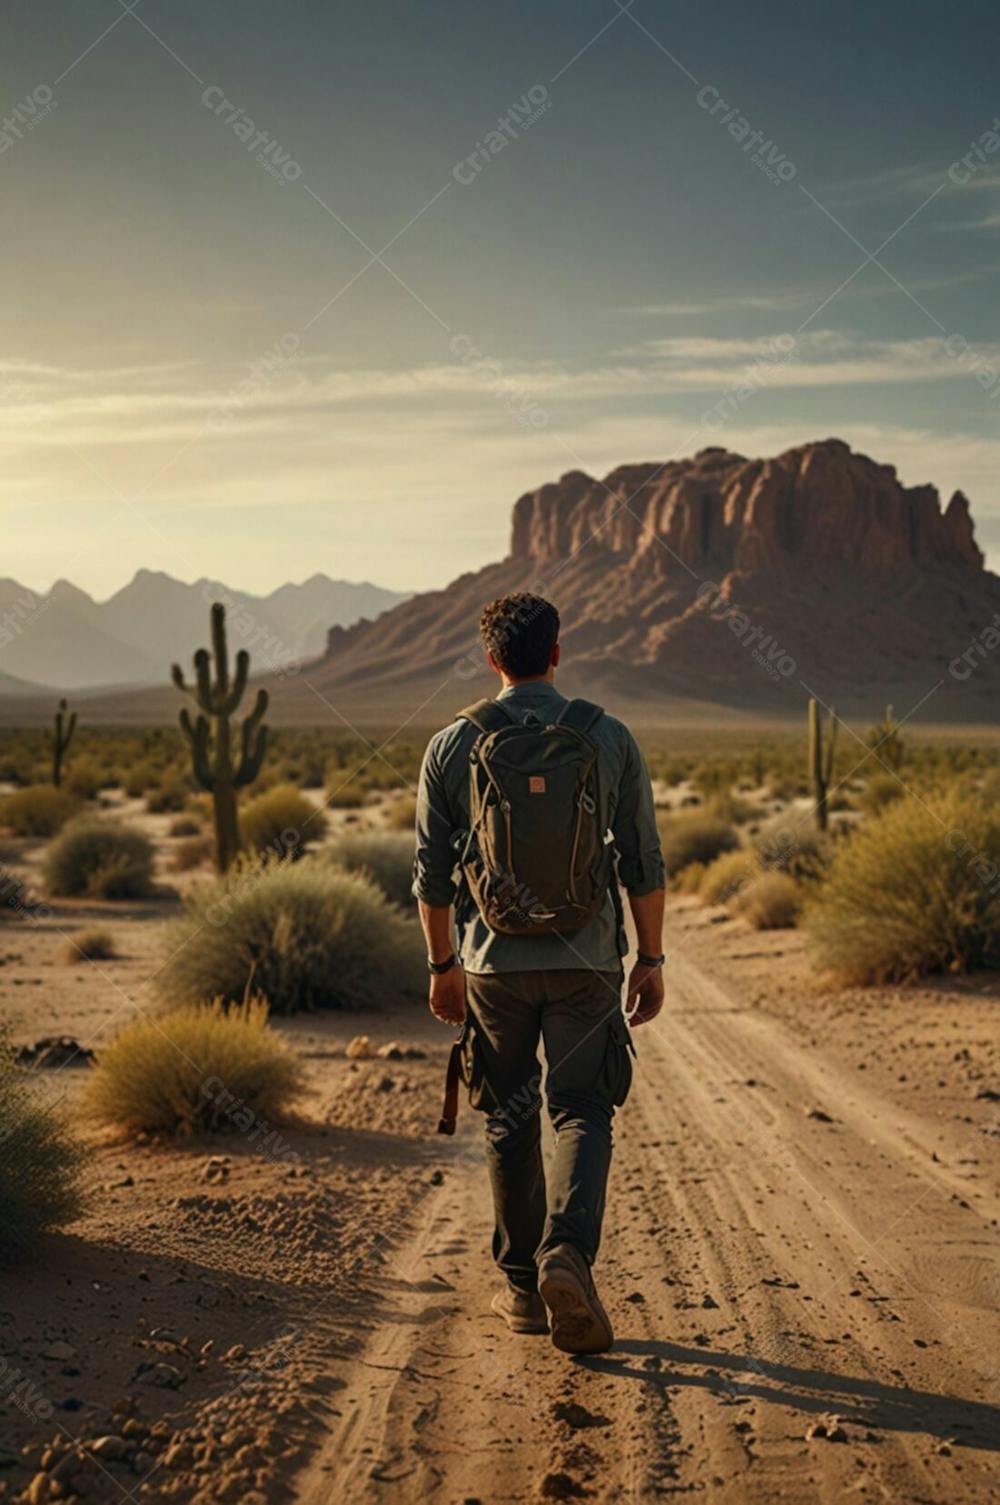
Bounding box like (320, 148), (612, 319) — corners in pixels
(490, 1285), (549, 1335)
(538, 1243), (614, 1354)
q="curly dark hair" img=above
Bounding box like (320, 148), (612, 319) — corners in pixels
(479, 593), (560, 679)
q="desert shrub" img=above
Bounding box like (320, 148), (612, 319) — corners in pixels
(858, 773), (905, 817)
(0, 1038), (84, 1261)
(658, 810), (738, 875)
(699, 850), (757, 906)
(324, 830), (415, 907)
(707, 792), (755, 826)
(1, 785), (78, 837)
(123, 760), (159, 798)
(169, 814), (202, 837)
(157, 858), (424, 1012)
(240, 783), (327, 860)
(384, 794), (418, 832)
(753, 813), (827, 882)
(672, 861), (706, 895)
(146, 773), (191, 813)
(85, 999), (303, 1135)
(736, 873), (802, 930)
(806, 793), (1000, 983)
(44, 817), (154, 899)
(325, 782), (364, 809)
(171, 834), (215, 872)
(64, 927), (117, 962)
(64, 759), (103, 801)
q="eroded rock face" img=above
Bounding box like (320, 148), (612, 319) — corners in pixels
(507, 440), (984, 576)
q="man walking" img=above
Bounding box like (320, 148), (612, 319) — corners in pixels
(413, 593), (665, 1354)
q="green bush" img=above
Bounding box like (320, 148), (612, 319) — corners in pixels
(64, 927), (117, 962)
(44, 817), (155, 899)
(157, 857), (424, 1013)
(240, 783), (327, 860)
(737, 873), (802, 930)
(85, 999), (303, 1135)
(324, 830), (415, 907)
(0, 1038), (84, 1261)
(1, 785), (78, 837)
(658, 810), (738, 876)
(806, 793), (1000, 982)
(699, 849), (757, 906)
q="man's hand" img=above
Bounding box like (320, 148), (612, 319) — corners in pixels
(429, 963), (467, 1026)
(625, 960), (664, 1026)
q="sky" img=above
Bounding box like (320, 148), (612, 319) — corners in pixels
(3, 0), (1000, 598)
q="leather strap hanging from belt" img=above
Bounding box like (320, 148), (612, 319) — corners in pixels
(437, 1033), (465, 1135)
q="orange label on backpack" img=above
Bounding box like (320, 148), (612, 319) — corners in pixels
(528, 775), (546, 794)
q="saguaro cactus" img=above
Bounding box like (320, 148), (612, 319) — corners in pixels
(51, 698), (77, 787)
(808, 697), (838, 832)
(172, 603), (269, 872)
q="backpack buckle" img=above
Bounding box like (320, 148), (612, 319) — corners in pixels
(579, 790), (596, 816)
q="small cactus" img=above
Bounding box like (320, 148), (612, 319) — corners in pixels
(172, 604), (269, 872)
(51, 699), (77, 788)
(808, 697), (838, 832)
(866, 704), (905, 773)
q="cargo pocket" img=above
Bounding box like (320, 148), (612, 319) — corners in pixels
(600, 1010), (635, 1107)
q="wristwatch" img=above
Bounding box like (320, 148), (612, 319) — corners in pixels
(636, 951), (665, 968)
(428, 953), (457, 975)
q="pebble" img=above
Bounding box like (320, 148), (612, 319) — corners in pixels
(40, 1342), (76, 1361)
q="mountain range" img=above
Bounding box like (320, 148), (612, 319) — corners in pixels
(5, 438), (999, 725)
(0, 572), (410, 692)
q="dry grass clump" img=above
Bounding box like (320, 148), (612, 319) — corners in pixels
(1, 785), (78, 837)
(64, 927), (117, 963)
(240, 783), (327, 860)
(806, 793), (1000, 983)
(170, 834), (215, 872)
(383, 795), (418, 831)
(736, 873), (802, 930)
(0, 1038), (84, 1261)
(324, 830), (415, 907)
(658, 810), (738, 876)
(64, 759), (105, 800)
(698, 850), (757, 906)
(44, 817), (154, 899)
(857, 772), (905, 817)
(752, 813), (827, 881)
(157, 857), (424, 1013)
(672, 861), (706, 895)
(145, 773), (191, 813)
(85, 999), (303, 1135)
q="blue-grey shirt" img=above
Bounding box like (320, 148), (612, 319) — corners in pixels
(412, 681), (665, 974)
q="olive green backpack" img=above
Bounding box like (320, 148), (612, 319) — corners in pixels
(456, 697), (611, 935)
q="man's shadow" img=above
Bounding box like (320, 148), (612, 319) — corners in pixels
(582, 1339), (1000, 1451)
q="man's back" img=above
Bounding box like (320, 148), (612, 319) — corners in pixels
(413, 679), (664, 974)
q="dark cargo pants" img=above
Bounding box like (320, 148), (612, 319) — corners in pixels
(463, 968), (633, 1294)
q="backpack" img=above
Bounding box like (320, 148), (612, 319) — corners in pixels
(455, 697), (611, 935)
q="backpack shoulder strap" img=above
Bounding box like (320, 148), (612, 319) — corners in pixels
(456, 698), (515, 736)
(555, 698), (604, 735)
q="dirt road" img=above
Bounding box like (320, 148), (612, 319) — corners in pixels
(299, 951), (1000, 1504)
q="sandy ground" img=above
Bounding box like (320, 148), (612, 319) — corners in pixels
(1, 806), (998, 1503)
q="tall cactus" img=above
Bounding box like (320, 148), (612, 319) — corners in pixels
(808, 697), (838, 832)
(172, 603), (269, 872)
(867, 703), (904, 773)
(51, 698), (77, 787)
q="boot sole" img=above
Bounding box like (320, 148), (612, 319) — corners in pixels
(539, 1264), (614, 1354)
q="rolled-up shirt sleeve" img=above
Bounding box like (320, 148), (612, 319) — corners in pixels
(412, 733), (458, 906)
(612, 730), (666, 895)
